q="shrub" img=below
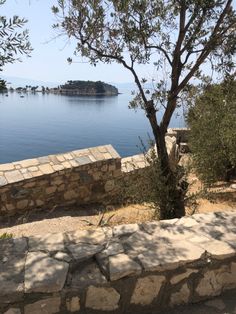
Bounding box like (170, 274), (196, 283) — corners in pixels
(187, 76), (236, 185)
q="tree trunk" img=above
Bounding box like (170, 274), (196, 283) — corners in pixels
(155, 129), (185, 219)
(146, 100), (185, 219)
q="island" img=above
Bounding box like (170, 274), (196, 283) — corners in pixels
(51, 80), (119, 96)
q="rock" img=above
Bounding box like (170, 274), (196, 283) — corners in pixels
(0, 238), (27, 256)
(28, 233), (65, 252)
(54, 252), (72, 263)
(24, 252), (68, 293)
(137, 240), (205, 272)
(64, 190), (77, 200)
(205, 298), (226, 310)
(0, 175), (7, 186)
(131, 275), (165, 305)
(4, 308), (21, 314)
(5, 170), (24, 183)
(71, 261), (107, 288)
(97, 240), (124, 259)
(24, 297), (61, 314)
(66, 229), (106, 245)
(66, 296), (80, 312)
(170, 269), (198, 285)
(68, 243), (104, 261)
(85, 286), (120, 311)
(203, 239), (236, 259)
(170, 283), (190, 305)
(16, 200), (28, 210)
(0, 254), (25, 303)
(113, 224), (139, 237)
(196, 270), (222, 297)
(104, 180), (115, 192)
(109, 253), (142, 281)
(230, 184), (236, 190)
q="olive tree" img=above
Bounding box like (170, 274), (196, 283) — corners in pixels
(188, 75), (236, 185)
(0, 0), (32, 72)
(52, 0), (236, 219)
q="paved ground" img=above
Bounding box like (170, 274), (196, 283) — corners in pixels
(166, 289), (236, 314)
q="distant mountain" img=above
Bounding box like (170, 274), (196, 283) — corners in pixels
(0, 75), (60, 88)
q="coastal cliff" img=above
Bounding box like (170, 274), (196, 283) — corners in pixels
(52, 80), (118, 96)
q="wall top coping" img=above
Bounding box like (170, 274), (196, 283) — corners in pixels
(0, 144), (121, 187)
(0, 211), (236, 300)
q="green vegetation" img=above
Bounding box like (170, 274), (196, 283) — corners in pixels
(188, 76), (236, 185)
(0, 78), (7, 91)
(60, 80), (118, 95)
(53, 0), (236, 219)
(0, 0), (32, 86)
(0, 232), (13, 239)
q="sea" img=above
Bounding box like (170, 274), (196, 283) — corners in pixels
(0, 89), (185, 164)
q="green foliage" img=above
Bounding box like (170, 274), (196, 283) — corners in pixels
(0, 0), (32, 70)
(123, 146), (189, 219)
(0, 78), (7, 91)
(187, 76), (236, 185)
(53, 0), (236, 218)
(0, 232), (13, 239)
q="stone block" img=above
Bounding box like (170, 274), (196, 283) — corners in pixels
(64, 190), (77, 201)
(19, 158), (39, 168)
(109, 253), (142, 281)
(137, 239), (205, 272)
(71, 261), (107, 288)
(66, 296), (80, 312)
(85, 286), (120, 311)
(4, 309), (21, 314)
(24, 252), (69, 293)
(104, 180), (115, 192)
(38, 164), (54, 175)
(131, 275), (165, 305)
(203, 239), (236, 259)
(113, 223), (139, 237)
(28, 233), (65, 252)
(170, 269), (198, 285)
(68, 243), (104, 261)
(24, 297), (61, 314)
(170, 283), (190, 305)
(16, 200), (28, 210)
(5, 170), (24, 183)
(67, 229), (106, 245)
(0, 254), (25, 303)
(0, 175), (7, 186)
(0, 163), (15, 171)
(54, 252), (72, 263)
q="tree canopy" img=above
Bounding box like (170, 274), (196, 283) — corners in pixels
(0, 0), (32, 71)
(53, 0), (236, 218)
(188, 75), (236, 185)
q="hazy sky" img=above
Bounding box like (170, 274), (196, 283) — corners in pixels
(2, 0), (137, 84)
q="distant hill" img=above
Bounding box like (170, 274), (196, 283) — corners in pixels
(53, 80), (119, 96)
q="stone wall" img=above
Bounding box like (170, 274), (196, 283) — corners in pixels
(1, 211), (236, 313)
(0, 128), (189, 216)
(0, 145), (121, 216)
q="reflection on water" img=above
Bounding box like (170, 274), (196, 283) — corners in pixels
(0, 91), (185, 163)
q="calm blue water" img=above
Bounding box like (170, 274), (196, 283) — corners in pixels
(0, 90), (185, 163)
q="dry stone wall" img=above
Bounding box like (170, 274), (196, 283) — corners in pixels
(0, 128), (190, 216)
(0, 145), (121, 216)
(1, 211), (236, 313)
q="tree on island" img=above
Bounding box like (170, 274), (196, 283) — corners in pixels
(0, 0), (32, 88)
(53, 0), (236, 219)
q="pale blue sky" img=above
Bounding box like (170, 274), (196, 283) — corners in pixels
(2, 0), (136, 84)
